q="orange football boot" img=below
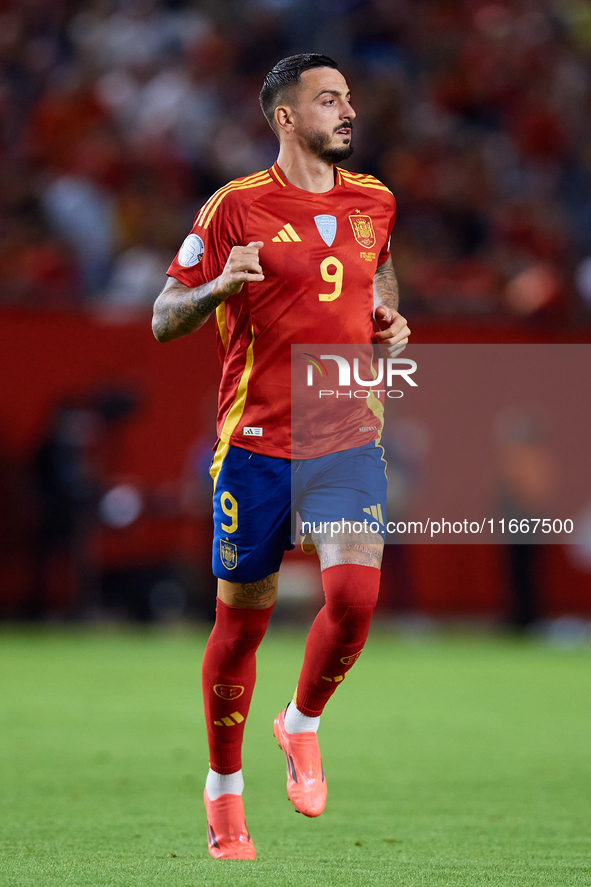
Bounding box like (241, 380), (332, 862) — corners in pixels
(273, 708), (327, 817)
(203, 789), (256, 860)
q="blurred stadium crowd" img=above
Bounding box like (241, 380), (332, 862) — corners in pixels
(1, 0), (591, 323)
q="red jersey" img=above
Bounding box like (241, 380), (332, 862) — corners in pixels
(167, 163), (396, 458)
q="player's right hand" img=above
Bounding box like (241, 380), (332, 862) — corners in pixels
(212, 242), (264, 298)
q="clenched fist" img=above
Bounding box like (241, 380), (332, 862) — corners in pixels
(212, 241), (265, 298)
(374, 305), (411, 357)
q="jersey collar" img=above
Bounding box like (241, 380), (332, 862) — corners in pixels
(270, 162), (343, 192)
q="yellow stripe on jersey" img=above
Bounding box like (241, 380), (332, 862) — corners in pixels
(346, 176), (388, 186)
(201, 175), (273, 230)
(339, 168), (372, 178)
(198, 174), (272, 230)
(196, 170), (271, 228)
(196, 169), (270, 226)
(343, 175), (390, 191)
(339, 168), (384, 182)
(364, 353), (385, 444)
(340, 171), (390, 186)
(366, 388), (384, 438)
(270, 165), (287, 186)
(339, 170), (392, 193)
(219, 326), (256, 445)
(196, 170), (269, 227)
(342, 180), (392, 193)
(216, 302), (229, 352)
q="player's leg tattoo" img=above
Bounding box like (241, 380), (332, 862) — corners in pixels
(218, 573), (279, 609)
(312, 527), (384, 571)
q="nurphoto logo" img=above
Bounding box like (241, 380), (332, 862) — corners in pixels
(302, 352), (417, 399)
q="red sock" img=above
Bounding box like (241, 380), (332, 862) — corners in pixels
(294, 564), (380, 717)
(202, 599), (273, 774)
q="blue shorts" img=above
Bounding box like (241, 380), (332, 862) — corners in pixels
(210, 441), (387, 582)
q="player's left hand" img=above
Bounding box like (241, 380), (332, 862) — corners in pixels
(374, 305), (410, 357)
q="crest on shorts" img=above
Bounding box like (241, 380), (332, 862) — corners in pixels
(349, 214), (376, 248)
(314, 214), (337, 247)
(220, 539), (238, 570)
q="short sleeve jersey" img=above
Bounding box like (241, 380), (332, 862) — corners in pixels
(167, 163), (396, 459)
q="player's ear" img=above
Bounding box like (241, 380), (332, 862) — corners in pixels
(275, 104), (295, 135)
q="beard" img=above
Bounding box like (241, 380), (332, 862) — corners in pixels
(302, 124), (354, 164)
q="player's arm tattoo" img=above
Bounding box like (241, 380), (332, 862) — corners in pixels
(153, 242), (263, 341)
(373, 255), (399, 314)
(152, 277), (223, 342)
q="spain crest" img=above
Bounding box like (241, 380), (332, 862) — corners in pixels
(220, 539), (238, 570)
(349, 214), (376, 248)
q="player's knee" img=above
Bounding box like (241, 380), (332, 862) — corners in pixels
(322, 566), (381, 609)
(322, 563), (380, 641)
(326, 601), (375, 642)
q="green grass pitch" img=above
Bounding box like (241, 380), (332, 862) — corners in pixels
(1, 626), (590, 886)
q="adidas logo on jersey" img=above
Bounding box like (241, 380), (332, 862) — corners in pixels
(272, 223), (301, 242)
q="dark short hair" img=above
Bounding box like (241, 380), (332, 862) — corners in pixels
(259, 53), (339, 134)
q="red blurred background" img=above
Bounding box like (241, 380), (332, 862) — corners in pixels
(1, 0), (590, 623)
